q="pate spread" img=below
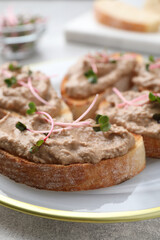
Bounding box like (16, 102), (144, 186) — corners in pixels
(0, 111), (135, 165)
(98, 90), (160, 138)
(65, 55), (137, 99)
(0, 62), (61, 117)
(133, 63), (160, 92)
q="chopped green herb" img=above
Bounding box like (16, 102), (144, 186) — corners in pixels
(4, 76), (17, 87)
(16, 122), (27, 131)
(8, 63), (21, 71)
(146, 56), (155, 71)
(149, 92), (160, 103)
(29, 139), (44, 154)
(153, 113), (160, 123)
(84, 69), (98, 84)
(93, 114), (111, 132)
(26, 102), (37, 115)
(109, 59), (117, 64)
(145, 63), (150, 71)
(149, 55), (155, 63)
(28, 70), (32, 76)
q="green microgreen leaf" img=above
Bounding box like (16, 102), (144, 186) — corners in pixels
(153, 113), (160, 123)
(28, 70), (32, 76)
(4, 76), (17, 87)
(109, 59), (117, 64)
(93, 114), (111, 132)
(145, 63), (150, 71)
(84, 69), (98, 84)
(29, 139), (44, 154)
(36, 139), (44, 146)
(26, 102), (37, 115)
(149, 55), (155, 63)
(149, 92), (160, 103)
(146, 56), (155, 71)
(8, 63), (21, 71)
(16, 122), (27, 132)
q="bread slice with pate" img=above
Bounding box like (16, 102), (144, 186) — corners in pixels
(0, 107), (145, 191)
(0, 61), (72, 121)
(61, 52), (142, 120)
(98, 89), (160, 158)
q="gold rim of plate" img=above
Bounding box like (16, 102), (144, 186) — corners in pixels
(1, 59), (159, 223)
(0, 194), (160, 223)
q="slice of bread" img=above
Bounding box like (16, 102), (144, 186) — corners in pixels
(144, 0), (160, 15)
(98, 99), (160, 158)
(0, 134), (145, 191)
(94, 0), (160, 32)
(61, 53), (142, 120)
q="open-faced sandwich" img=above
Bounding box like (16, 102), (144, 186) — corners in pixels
(98, 88), (160, 158)
(61, 52), (142, 120)
(0, 62), (72, 120)
(0, 94), (145, 191)
(133, 56), (160, 93)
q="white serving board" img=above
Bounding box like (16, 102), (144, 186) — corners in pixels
(65, 10), (160, 55)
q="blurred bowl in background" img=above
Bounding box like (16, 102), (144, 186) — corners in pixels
(0, 18), (46, 60)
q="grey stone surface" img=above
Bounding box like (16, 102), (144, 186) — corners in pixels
(0, 1), (160, 239)
(1, 205), (160, 240)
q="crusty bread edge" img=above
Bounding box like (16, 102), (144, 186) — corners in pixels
(0, 134), (145, 191)
(94, 1), (159, 32)
(99, 99), (160, 158)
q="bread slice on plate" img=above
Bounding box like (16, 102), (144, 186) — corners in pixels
(98, 91), (160, 158)
(0, 134), (145, 191)
(61, 52), (142, 120)
(94, 0), (160, 32)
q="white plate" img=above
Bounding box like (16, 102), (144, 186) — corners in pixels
(1, 60), (160, 223)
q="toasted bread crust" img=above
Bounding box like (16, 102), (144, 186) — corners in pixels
(0, 134), (145, 191)
(143, 135), (160, 158)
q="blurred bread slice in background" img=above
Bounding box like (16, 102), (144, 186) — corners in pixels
(94, 0), (160, 32)
(144, 0), (160, 14)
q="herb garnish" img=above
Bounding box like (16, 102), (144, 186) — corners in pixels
(8, 63), (21, 72)
(149, 93), (160, 123)
(149, 55), (155, 63)
(29, 140), (44, 154)
(109, 59), (117, 64)
(16, 122), (27, 131)
(26, 102), (37, 115)
(84, 69), (98, 84)
(145, 56), (155, 71)
(28, 70), (32, 76)
(149, 92), (160, 103)
(93, 114), (111, 132)
(4, 76), (17, 87)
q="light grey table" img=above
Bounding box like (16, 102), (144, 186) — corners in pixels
(0, 1), (160, 239)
